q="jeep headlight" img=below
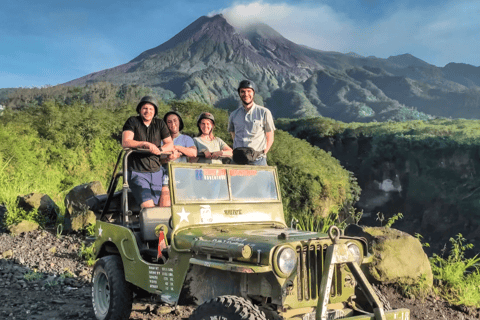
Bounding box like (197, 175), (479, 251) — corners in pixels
(275, 247), (296, 277)
(347, 242), (362, 265)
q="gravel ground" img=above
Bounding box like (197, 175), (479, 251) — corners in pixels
(0, 227), (478, 320)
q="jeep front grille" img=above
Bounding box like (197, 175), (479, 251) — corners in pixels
(296, 243), (342, 301)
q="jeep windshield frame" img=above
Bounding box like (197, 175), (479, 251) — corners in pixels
(170, 163), (281, 204)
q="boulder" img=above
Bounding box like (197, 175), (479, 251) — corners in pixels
(64, 181), (105, 231)
(345, 225), (433, 289)
(8, 220), (40, 235)
(17, 193), (59, 226)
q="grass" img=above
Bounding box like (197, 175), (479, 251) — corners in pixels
(430, 234), (480, 308)
(79, 242), (97, 266)
(293, 210), (347, 234)
(24, 270), (43, 282)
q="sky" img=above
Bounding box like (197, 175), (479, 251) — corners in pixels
(1, 0), (479, 88)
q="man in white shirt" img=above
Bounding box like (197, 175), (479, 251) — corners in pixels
(228, 80), (275, 166)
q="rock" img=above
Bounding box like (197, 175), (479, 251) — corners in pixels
(8, 221), (39, 236)
(17, 193), (59, 226)
(64, 181), (105, 231)
(347, 225), (433, 289)
(2, 250), (14, 259)
(156, 306), (174, 315)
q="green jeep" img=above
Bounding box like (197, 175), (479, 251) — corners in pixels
(90, 148), (410, 320)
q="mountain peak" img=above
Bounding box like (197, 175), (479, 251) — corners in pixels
(387, 54), (432, 68)
(130, 14), (235, 62)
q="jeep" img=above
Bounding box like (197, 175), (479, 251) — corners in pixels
(90, 148), (410, 320)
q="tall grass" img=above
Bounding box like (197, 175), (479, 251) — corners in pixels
(430, 234), (480, 308)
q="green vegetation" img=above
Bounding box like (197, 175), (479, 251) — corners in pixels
(24, 270), (43, 281)
(430, 234), (480, 308)
(276, 116), (480, 145)
(79, 243), (97, 267)
(0, 85), (357, 232)
(277, 116), (480, 228)
(269, 130), (359, 225)
(376, 212), (404, 228)
(279, 116), (480, 309)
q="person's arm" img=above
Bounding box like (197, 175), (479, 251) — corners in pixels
(228, 114), (235, 143)
(161, 136), (174, 152)
(263, 109), (275, 155)
(175, 145), (197, 158)
(212, 139), (233, 159)
(122, 130), (161, 155)
(220, 144), (233, 158)
(264, 131), (274, 154)
(189, 139), (201, 162)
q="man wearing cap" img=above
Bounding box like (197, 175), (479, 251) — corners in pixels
(122, 96), (174, 208)
(158, 111), (197, 206)
(228, 80), (275, 166)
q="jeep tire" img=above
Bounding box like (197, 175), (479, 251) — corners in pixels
(190, 295), (267, 320)
(92, 255), (132, 320)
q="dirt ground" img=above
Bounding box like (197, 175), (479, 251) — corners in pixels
(0, 229), (478, 320)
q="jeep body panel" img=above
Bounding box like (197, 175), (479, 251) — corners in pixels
(94, 221), (191, 304)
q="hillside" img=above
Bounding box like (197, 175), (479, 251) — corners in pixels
(54, 14), (480, 122)
(277, 117), (480, 258)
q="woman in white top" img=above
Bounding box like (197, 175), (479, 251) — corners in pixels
(192, 112), (233, 164)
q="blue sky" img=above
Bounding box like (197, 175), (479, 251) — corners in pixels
(1, 0), (479, 88)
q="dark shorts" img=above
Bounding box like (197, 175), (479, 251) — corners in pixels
(128, 170), (163, 205)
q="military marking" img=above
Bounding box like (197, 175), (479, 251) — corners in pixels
(177, 207), (190, 223)
(98, 226), (103, 237)
(224, 209), (242, 215)
(200, 205), (213, 223)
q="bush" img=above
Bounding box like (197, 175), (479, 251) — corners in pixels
(430, 234), (480, 308)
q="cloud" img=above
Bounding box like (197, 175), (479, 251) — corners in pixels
(214, 2), (356, 52)
(211, 1), (480, 67)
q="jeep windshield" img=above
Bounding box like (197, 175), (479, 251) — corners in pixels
(172, 166), (279, 203)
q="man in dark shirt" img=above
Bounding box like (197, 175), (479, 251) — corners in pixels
(122, 96), (174, 208)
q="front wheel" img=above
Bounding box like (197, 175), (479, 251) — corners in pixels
(92, 255), (132, 320)
(190, 295), (267, 320)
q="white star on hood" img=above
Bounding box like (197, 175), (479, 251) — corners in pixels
(177, 207), (190, 223)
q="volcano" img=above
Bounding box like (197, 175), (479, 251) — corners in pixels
(63, 14), (480, 122)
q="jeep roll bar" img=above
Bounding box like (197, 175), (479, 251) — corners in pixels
(100, 148), (166, 225)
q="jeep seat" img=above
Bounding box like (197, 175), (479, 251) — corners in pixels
(139, 207), (172, 241)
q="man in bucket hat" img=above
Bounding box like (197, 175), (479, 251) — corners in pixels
(122, 96), (174, 208)
(228, 80), (275, 165)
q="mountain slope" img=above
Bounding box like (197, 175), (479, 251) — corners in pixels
(62, 14), (480, 122)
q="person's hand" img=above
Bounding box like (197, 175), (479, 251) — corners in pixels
(211, 151), (223, 159)
(204, 151), (212, 159)
(168, 149), (181, 161)
(144, 142), (161, 155)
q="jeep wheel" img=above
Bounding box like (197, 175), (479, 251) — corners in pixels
(92, 255), (132, 320)
(190, 295), (267, 320)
